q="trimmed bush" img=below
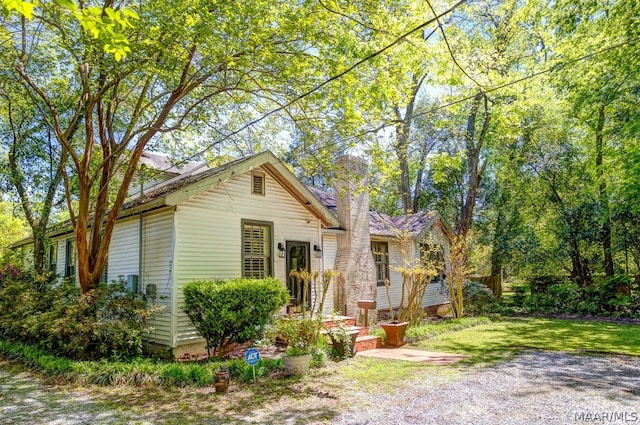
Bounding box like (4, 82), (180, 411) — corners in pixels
(183, 277), (289, 357)
(462, 280), (496, 316)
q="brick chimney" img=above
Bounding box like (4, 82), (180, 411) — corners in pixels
(333, 155), (377, 322)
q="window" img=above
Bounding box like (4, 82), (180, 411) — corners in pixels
(47, 243), (57, 273)
(420, 243), (445, 281)
(100, 259), (108, 283)
(242, 220), (272, 278)
(251, 171), (265, 196)
(371, 241), (389, 287)
(64, 239), (76, 278)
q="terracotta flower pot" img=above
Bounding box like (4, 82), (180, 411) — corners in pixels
(214, 370), (230, 394)
(380, 321), (409, 347)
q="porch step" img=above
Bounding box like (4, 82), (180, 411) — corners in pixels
(355, 335), (383, 352)
(321, 316), (356, 329)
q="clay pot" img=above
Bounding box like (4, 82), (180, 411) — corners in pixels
(380, 321), (409, 347)
(214, 370), (230, 393)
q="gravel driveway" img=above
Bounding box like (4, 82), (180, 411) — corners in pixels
(334, 351), (640, 425)
(2, 352), (639, 424)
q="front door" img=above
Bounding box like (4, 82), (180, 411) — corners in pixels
(286, 241), (311, 309)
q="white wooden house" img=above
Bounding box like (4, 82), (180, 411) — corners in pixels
(17, 151), (450, 357)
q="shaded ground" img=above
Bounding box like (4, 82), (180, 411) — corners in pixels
(0, 361), (150, 425)
(2, 352), (639, 424)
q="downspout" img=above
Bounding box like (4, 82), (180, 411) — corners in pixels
(138, 166), (144, 294)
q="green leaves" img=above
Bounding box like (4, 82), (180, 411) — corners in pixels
(75, 5), (138, 61)
(2, 0), (138, 60)
(1, 0), (37, 20)
(183, 278), (289, 357)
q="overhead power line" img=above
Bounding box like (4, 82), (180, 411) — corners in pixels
(151, 8), (639, 175)
(151, 0), (470, 172)
(410, 35), (640, 121)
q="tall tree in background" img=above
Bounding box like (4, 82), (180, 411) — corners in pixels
(0, 84), (69, 273)
(549, 0), (640, 277)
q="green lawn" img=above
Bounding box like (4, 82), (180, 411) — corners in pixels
(415, 317), (640, 364)
(3, 316), (639, 424)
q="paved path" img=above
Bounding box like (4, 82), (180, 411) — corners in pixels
(356, 347), (468, 364)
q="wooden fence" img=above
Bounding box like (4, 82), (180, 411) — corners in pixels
(467, 275), (502, 297)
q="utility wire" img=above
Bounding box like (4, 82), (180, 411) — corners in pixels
(148, 0), (470, 173)
(151, 16), (639, 176)
(410, 35), (640, 120)
(289, 35), (640, 157)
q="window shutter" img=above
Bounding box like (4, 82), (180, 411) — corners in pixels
(242, 222), (271, 278)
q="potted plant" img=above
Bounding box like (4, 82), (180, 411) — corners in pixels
(380, 278), (409, 347)
(268, 316), (321, 375)
(326, 320), (360, 358)
(214, 366), (230, 394)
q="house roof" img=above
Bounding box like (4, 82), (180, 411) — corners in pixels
(13, 151), (341, 246)
(125, 151), (340, 228)
(307, 187), (448, 239)
(138, 151), (205, 176)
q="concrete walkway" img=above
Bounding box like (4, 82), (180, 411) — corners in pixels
(356, 347), (468, 364)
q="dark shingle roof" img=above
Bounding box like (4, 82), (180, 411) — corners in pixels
(307, 187), (438, 237)
(122, 155), (253, 210)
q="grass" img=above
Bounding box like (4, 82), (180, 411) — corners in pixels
(0, 340), (283, 386)
(2, 316), (640, 423)
(416, 317), (640, 365)
(370, 316), (491, 343)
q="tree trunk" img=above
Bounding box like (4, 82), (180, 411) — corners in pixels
(456, 92), (490, 238)
(412, 136), (435, 214)
(490, 198), (506, 277)
(595, 104), (614, 276)
(394, 74), (425, 214)
(7, 102), (67, 275)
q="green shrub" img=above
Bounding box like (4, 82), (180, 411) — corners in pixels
(462, 280), (496, 316)
(267, 315), (322, 356)
(0, 270), (161, 360)
(47, 281), (163, 360)
(579, 276), (637, 317)
(526, 281), (581, 313)
(510, 283), (529, 307)
(528, 275), (569, 295)
(183, 277), (289, 357)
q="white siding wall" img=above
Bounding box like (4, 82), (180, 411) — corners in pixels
(417, 225), (450, 307)
(20, 244), (33, 270)
(377, 241), (406, 311)
(55, 239), (65, 277)
(319, 234), (337, 314)
(107, 217), (140, 283)
(141, 210), (174, 346)
(173, 170), (323, 346)
(377, 234), (449, 311)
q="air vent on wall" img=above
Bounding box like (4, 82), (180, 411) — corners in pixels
(252, 172), (265, 195)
